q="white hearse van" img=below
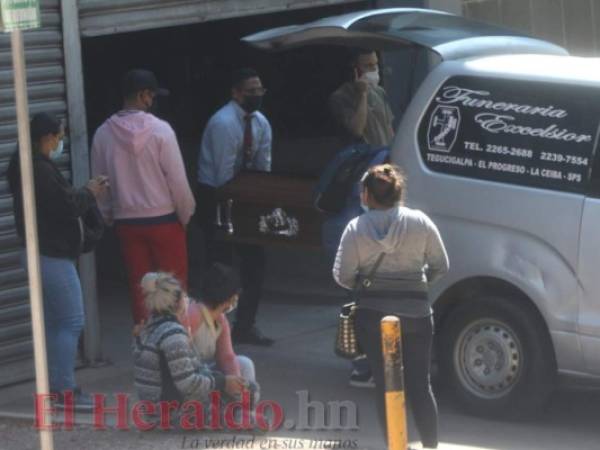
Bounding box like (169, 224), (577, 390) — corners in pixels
(241, 8), (600, 416)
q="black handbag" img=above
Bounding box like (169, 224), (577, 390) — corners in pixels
(334, 253), (386, 359)
(79, 204), (105, 253)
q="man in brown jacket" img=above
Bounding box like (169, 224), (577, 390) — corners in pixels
(329, 49), (394, 147)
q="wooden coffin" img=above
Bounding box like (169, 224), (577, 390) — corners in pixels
(214, 172), (323, 249)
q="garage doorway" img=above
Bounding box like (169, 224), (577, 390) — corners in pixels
(81, 2), (372, 294)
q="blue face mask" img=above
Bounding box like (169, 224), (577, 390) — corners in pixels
(49, 139), (64, 160)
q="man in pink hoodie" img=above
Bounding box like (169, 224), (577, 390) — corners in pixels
(91, 69), (195, 324)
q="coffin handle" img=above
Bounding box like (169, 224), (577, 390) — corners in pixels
(225, 199), (234, 235)
(214, 202), (223, 227)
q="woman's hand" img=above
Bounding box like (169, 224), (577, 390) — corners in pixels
(225, 375), (247, 397)
(86, 175), (109, 197)
(132, 319), (146, 337)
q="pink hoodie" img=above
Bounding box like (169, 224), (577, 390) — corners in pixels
(91, 111), (195, 225)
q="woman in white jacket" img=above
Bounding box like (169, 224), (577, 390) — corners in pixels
(333, 164), (449, 449)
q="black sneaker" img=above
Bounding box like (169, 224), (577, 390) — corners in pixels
(54, 389), (95, 412)
(349, 370), (375, 388)
(232, 326), (274, 346)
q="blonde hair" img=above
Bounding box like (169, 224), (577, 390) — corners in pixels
(140, 272), (183, 315)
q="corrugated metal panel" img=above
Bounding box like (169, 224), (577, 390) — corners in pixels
(79, 0), (364, 37)
(0, 0), (69, 386)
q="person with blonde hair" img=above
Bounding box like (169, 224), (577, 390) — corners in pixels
(133, 272), (246, 408)
(333, 164), (449, 449)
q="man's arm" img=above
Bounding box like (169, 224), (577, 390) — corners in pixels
(254, 118), (272, 172)
(198, 119), (233, 187)
(330, 82), (369, 139)
(160, 127), (196, 226)
(382, 88), (395, 137)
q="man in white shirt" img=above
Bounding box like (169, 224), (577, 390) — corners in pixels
(196, 68), (273, 346)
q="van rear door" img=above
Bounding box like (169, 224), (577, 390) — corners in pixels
(242, 8), (567, 60)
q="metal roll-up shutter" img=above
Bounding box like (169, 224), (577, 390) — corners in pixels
(0, 0), (68, 386)
(78, 0), (364, 37)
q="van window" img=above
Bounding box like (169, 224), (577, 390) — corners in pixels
(417, 76), (600, 194)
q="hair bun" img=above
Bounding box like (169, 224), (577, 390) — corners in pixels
(140, 272), (159, 293)
(362, 163), (405, 208)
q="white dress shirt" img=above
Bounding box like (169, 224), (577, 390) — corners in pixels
(197, 100), (272, 187)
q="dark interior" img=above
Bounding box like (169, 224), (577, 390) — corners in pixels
(82, 2), (373, 181)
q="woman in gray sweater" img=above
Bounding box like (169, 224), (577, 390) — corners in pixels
(133, 272), (246, 419)
(333, 164), (449, 449)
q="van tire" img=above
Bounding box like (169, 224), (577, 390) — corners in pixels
(438, 295), (556, 418)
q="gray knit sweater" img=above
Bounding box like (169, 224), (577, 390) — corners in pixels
(333, 206), (449, 317)
(133, 314), (225, 403)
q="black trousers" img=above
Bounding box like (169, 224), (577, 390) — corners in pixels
(355, 308), (438, 449)
(196, 183), (266, 331)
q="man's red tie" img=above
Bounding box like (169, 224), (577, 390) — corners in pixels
(242, 115), (253, 169)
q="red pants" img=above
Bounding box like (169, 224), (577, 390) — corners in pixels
(116, 222), (188, 324)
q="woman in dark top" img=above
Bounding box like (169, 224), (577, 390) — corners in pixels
(7, 112), (107, 410)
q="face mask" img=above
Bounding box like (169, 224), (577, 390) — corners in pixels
(224, 298), (238, 314)
(138, 90), (155, 113)
(361, 69), (380, 87)
(49, 140), (64, 160)
(241, 95), (263, 113)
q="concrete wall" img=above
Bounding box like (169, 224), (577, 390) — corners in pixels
(462, 0), (600, 56)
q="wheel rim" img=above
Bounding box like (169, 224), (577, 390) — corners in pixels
(453, 318), (523, 399)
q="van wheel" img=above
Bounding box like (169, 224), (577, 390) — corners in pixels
(438, 295), (556, 418)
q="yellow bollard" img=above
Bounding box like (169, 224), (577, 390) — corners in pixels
(381, 316), (407, 450)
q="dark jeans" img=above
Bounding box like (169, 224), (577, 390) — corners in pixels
(196, 183), (266, 331)
(355, 308), (438, 449)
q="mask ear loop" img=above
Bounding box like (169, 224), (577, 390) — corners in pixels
(225, 290), (242, 314)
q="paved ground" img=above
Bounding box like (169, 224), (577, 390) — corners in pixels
(1, 248), (600, 449)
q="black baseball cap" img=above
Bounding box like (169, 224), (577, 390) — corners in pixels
(121, 69), (169, 98)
